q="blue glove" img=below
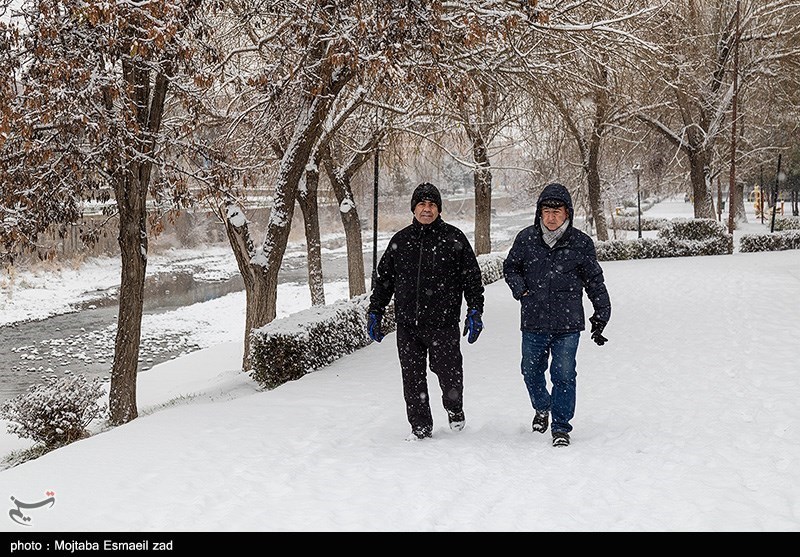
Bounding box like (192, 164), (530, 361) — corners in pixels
(462, 309), (483, 344)
(367, 312), (385, 343)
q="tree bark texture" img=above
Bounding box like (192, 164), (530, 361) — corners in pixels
(462, 82), (495, 256)
(321, 138), (378, 298)
(325, 168), (367, 298)
(221, 200), (272, 372)
(109, 171), (147, 425)
(472, 146), (492, 256)
(108, 57), (172, 425)
(298, 166), (325, 307)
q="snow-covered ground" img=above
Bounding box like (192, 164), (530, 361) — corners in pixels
(1, 197), (798, 532)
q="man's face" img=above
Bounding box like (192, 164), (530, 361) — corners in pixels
(542, 205), (568, 231)
(414, 200), (439, 224)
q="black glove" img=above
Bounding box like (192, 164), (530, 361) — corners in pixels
(589, 315), (608, 346)
(367, 312), (385, 343)
(462, 309), (483, 344)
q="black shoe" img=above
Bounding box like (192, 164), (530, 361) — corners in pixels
(532, 410), (549, 433)
(552, 431), (570, 447)
(448, 410), (466, 431)
(407, 426), (433, 441)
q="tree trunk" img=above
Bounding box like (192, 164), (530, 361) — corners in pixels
(109, 171), (147, 425)
(245, 66), (352, 345)
(471, 134), (492, 255)
(587, 65), (610, 241)
(107, 59), (171, 425)
(298, 166), (325, 306)
(462, 82), (495, 256)
(687, 148), (716, 219)
(734, 181), (747, 223)
(330, 178), (367, 298)
(220, 200), (271, 372)
(586, 139), (608, 241)
(321, 143), (368, 298)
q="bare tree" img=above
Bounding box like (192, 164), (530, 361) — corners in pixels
(202, 1), (485, 371)
(630, 0), (800, 219)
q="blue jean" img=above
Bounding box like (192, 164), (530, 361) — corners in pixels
(520, 331), (580, 434)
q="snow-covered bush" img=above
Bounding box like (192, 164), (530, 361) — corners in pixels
(610, 216), (669, 231)
(249, 255), (505, 389)
(616, 198), (657, 217)
(477, 252), (505, 285)
(0, 375), (106, 449)
(658, 218), (726, 242)
(249, 295), (397, 389)
(772, 216), (800, 231)
(739, 230), (800, 253)
(595, 238), (668, 261)
(596, 218), (732, 261)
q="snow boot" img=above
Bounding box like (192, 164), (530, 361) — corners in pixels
(406, 426), (433, 441)
(448, 410), (466, 431)
(532, 410), (549, 433)
(552, 431), (570, 447)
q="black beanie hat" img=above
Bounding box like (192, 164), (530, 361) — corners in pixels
(410, 182), (442, 213)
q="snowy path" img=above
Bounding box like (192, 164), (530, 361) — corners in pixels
(1, 247), (799, 531)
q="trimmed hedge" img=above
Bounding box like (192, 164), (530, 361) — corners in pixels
(610, 215), (669, 232)
(477, 252), (505, 285)
(772, 216), (800, 231)
(249, 252), (506, 389)
(596, 218), (733, 261)
(739, 230), (800, 253)
(249, 296), (396, 389)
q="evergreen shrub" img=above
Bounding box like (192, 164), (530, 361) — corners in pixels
(739, 230), (800, 252)
(772, 216), (800, 231)
(611, 216), (669, 231)
(596, 218), (732, 261)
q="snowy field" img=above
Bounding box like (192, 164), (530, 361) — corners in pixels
(1, 197), (799, 532)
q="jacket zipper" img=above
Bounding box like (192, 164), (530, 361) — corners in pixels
(415, 227), (424, 326)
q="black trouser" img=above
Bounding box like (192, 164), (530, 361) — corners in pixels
(396, 322), (463, 433)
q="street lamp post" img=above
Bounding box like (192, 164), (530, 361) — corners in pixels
(372, 142), (379, 285)
(633, 163), (642, 239)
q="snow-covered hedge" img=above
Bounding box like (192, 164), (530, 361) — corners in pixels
(0, 375), (106, 449)
(739, 230), (800, 253)
(610, 215), (669, 231)
(772, 216), (800, 231)
(249, 254), (507, 389)
(249, 295), (395, 389)
(617, 198), (657, 215)
(596, 218), (733, 261)
(477, 252), (505, 285)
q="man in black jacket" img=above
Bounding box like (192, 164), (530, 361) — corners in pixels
(503, 182), (611, 447)
(367, 182), (485, 440)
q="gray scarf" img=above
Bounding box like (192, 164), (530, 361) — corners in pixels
(541, 218), (570, 248)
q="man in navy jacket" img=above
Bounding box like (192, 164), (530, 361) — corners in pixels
(503, 182), (611, 447)
(367, 182), (485, 440)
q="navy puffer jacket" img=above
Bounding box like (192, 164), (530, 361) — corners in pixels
(369, 216), (484, 328)
(503, 183), (611, 332)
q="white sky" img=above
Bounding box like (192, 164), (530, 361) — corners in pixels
(1, 197), (799, 532)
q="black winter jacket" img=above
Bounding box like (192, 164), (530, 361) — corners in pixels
(503, 183), (611, 333)
(368, 216), (484, 328)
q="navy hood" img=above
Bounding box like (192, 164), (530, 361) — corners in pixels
(535, 183), (574, 225)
